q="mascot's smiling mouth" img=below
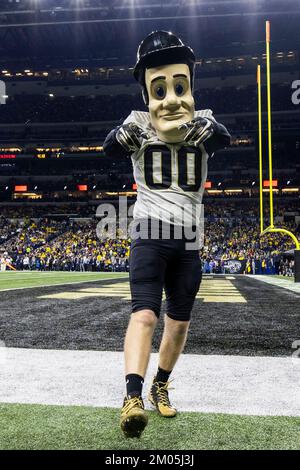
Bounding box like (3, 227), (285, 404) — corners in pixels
(161, 112), (185, 120)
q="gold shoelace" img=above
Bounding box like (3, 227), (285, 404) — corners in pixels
(123, 396), (143, 414)
(156, 380), (174, 407)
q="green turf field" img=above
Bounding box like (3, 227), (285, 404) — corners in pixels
(0, 403), (299, 450)
(0, 271), (129, 291)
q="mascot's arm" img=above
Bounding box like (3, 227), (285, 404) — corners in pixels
(103, 126), (129, 159)
(204, 120), (231, 156)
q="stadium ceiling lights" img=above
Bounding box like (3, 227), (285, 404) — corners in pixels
(3, 0), (300, 28)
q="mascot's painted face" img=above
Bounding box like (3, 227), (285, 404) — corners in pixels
(145, 63), (195, 143)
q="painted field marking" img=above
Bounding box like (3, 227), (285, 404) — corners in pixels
(39, 278), (247, 303)
(197, 279), (246, 303)
(0, 348), (299, 417)
(248, 275), (300, 295)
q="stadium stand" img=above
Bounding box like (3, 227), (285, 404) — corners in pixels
(0, 84), (297, 124)
(0, 35), (299, 277)
(0, 202), (298, 275)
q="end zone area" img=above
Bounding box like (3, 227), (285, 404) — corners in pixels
(0, 273), (298, 355)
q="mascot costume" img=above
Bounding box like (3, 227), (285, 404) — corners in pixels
(104, 31), (230, 438)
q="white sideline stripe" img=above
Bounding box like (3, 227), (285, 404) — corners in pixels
(0, 348), (299, 417)
(248, 275), (300, 294)
(0, 275), (128, 292)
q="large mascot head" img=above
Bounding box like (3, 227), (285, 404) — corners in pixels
(133, 31), (196, 143)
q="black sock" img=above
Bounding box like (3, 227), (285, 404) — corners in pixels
(126, 374), (144, 397)
(155, 366), (172, 384)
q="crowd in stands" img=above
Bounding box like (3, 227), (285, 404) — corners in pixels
(0, 201), (299, 276)
(0, 217), (130, 272)
(201, 219), (297, 275)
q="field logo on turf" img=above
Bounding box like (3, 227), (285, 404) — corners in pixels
(95, 196), (204, 250)
(0, 81), (7, 105)
(291, 80), (300, 105)
(0, 340), (7, 365)
(291, 340), (300, 365)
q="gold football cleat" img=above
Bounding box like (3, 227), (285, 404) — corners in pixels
(120, 395), (148, 438)
(148, 378), (177, 418)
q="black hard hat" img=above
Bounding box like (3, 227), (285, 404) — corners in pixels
(133, 31), (196, 103)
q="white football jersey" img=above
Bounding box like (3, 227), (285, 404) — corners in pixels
(123, 109), (215, 227)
